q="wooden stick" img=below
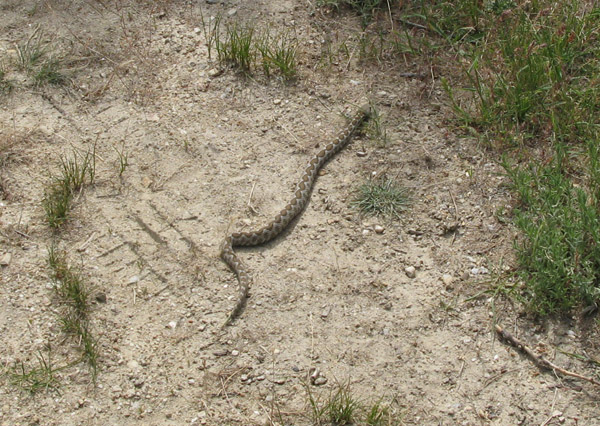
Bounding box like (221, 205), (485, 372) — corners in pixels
(495, 324), (600, 386)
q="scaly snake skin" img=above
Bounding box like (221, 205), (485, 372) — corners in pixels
(220, 104), (371, 325)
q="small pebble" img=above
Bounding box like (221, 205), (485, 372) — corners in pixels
(313, 376), (327, 386)
(231, 350), (239, 356)
(207, 68), (223, 78)
(0, 252), (11, 266)
(405, 266), (416, 278)
(128, 275), (140, 284)
(273, 98), (282, 105)
(471, 266), (489, 275)
(167, 321), (177, 329)
(356, 151), (367, 157)
(442, 274), (454, 286)
(374, 225), (384, 234)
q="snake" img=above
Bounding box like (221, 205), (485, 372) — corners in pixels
(220, 104), (371, 325)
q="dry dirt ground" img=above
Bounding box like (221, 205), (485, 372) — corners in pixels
(1, 1), (599, 425)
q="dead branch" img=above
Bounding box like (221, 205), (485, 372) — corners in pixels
(495, 324), (600, 387)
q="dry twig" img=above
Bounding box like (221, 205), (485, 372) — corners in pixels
(495, 324), (600, 387)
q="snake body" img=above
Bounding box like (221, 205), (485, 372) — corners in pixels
(220, 104), (371, 324)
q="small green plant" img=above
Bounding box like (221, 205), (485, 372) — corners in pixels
(366, 104), (388, 145)
(43, 147), (96, 228)
(210, 19), (298, 80)
(327, 383), (360, 425)
(43, 180), (72, 228)
(352, 177), (409, 219)
(257, 30), (297, 80)
(114, 144), (129, 177)
(199, 10), (222, 60)
(14, 26), (67, 86)
(366, 398), (391, 425)
(33, 58), (66, 86)
(504, 150), (600, 315)
(15, 26), (47, 71)
(48, 245), (90, 318)
(216, 22), (255, 73)
(7, 350), (60, 394)
(305, 380), (401, 425)
(48, 245), (98, 377)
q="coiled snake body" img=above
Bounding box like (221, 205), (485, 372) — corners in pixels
(220, 104), (371, 324)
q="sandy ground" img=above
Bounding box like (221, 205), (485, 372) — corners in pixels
(1, 1), (599, 425)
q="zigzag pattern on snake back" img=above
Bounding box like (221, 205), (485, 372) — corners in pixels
(220, 104), (372, 325)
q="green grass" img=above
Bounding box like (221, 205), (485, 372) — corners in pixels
(114, 143), (129, 177)
(205, 17), (298, 80)
(14, 26), (67, 86)
(504, 150), (600, 315)
(366, 104), (388, 145)
(305, 380), (402, 425)
(33, 57), (66, 86)
(6, 350), (60, 394)
(435, 0), (600, 315)
(15, 26), (47, 71)
(352, 177), (409, 219)
(257, 29), (297, 80)
(216, 21), (255, 73)
(43, 147), (96, 228)
(318, 0), (386, 27)
(48, 245), (98, 377)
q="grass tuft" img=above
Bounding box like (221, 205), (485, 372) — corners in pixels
(43, 147), (96, 229)
(216, 22), (255, 73)
(15, 26), (67, 86)
(48, 245), (99, 377)
(6, 350), (60, 394)
(205, 16), (298, 80)
(327, 383), (360, 425)
(33, 58), (66, 86)
(257, 29), (298, 80)
(352, 177), (409, 219)
(304, 380), (402, 425)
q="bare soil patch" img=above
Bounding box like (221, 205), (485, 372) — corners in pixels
(1, 1), (598, 425)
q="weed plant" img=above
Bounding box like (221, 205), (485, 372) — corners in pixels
(6, 350), (60, 394)
(15, 27), (67, 86)
(43, 147), (96, 228)
(204, 16), (298, 80)
(437, 0), (600, 314)
(48, 245), (98, 377)
(352, 177), (409, 219)
(305, 380), (401, 425)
